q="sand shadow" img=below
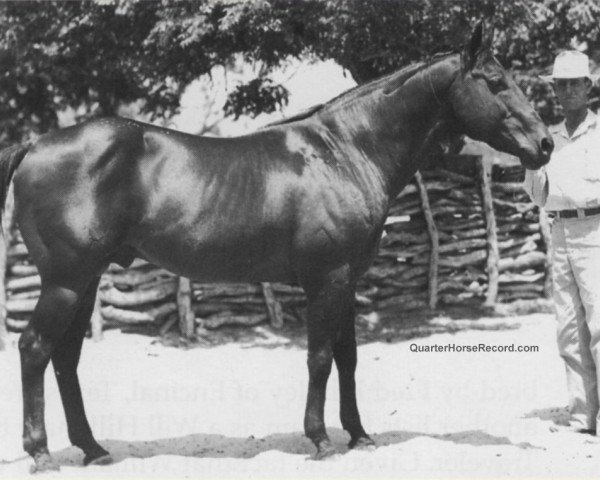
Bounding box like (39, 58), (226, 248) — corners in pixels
(48, 426), (542, 468)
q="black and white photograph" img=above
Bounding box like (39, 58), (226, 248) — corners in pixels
(0, 0), (599, 477)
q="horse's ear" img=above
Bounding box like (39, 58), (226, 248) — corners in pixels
(462, 21), (484, 72)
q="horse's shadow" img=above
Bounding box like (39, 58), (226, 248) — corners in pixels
(522, 406), (570, 424)
(50, 427), (542, 468)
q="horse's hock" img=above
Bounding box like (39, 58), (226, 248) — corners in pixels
(1, 156), (549, 339)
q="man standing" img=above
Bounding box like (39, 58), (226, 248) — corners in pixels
(524, 50), (600, 434)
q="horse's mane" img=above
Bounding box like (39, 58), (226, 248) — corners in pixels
(267, 50), (458, 128)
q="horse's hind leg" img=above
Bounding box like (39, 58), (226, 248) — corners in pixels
(19, 282), (83, 471)
(332, 309), (374, 449)
(51, 277), (111, 466)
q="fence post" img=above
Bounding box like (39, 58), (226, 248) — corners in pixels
(177, 277), (195, 339)
(477, 159), (499, 307)
(414, 171), (439, 309)
(261, 282), (283, 328)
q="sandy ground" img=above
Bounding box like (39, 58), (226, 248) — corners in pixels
(0, 312), (599, 478)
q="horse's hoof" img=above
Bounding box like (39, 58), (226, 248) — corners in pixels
(30, 453), (59, 474)
(84, 453), (113, 466)
(313, 441), (338, 461)
(84, 447), (112, 467)
(349, 435), (376, 451)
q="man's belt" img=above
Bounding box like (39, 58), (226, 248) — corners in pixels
(549, 206), (600, 219)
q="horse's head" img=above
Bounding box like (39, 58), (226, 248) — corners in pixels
(448, 22), (553, 169)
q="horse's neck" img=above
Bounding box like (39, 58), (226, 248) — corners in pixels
(321, 59), (457, 199)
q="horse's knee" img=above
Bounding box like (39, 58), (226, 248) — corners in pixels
(19, 330), (52, 372)
(307, 348), (333, 381)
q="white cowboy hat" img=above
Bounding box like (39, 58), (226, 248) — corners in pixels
(540, 50), (599, 83)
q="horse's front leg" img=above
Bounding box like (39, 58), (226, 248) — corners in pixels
(302, 264), (356, 459)
(333, 307), (374, 449)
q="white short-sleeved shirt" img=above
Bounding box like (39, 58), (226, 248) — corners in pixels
(524, 110), (600, 210)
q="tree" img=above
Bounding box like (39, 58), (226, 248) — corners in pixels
(1, 0), (600, 144)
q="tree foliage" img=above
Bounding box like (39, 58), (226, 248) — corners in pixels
(1, 0), (600, 143)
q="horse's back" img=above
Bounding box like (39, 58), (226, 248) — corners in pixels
(13, 116), (387, 286)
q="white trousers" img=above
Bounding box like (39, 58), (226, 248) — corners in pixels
(552, 215), (600, 431)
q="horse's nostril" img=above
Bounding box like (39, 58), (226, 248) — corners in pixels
(541, 137), (554, 156)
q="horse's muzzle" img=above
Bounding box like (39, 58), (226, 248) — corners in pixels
(520, 136), (553, 170)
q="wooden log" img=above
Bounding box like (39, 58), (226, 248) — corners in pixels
(192, 294), (266, 305)
(492, 198), (535, 213)
(447, 189), (480, 205)
(198, 313), (268, 330)
(106, 258), (150, 272)
(498, 272), (545, 284)
(9, 264), (38, 277)
(99, 280), (176, 307)
(375, 276), (428, 290)
(6, 317), (28, 332)
(538, 208), (553, 298)
(445, 228), (486, 240)
(498, 251), (546, 272)
(107, 267), (175, 288)
(101, 302), (177, 324)
(380, 231), (431, 246)
(439, 238), (487, 253)
(177, 277), (195, 339)
(7, 297), (37, 313)
(6, 274), (40, 292)
(499, 233), (541, 252)
(414, 248), (487, 268)
(421, 168), (476, 185)
(498, 283), (545, 293)
(497, 222), (539, 234)
(355, 293), (374, 306)
(8, 243), (28, 257)
(491, 182), (527, 194)
(7, 289), (40, 300)
(261, 282), (284, 329)
(477, 160), (499, 307)
(194, 283), (263, 298)
(415, 171), (439, 309)
(396, 180), (459, 198)
(437, 217), (484, 231)
(271, 284), (305, 295)
(500, 239), (539, 259)
(375, 294), (428, 311)
(497, 291), (542, 302)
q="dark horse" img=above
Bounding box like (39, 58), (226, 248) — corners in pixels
(0, 24), (552, 472)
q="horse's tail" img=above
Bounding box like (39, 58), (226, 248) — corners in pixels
(0, 143), (30, 221)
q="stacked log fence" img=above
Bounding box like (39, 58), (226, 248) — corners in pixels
(0, 155), (550, 341)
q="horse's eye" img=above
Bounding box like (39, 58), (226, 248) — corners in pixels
(487, 76), (506, 93)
